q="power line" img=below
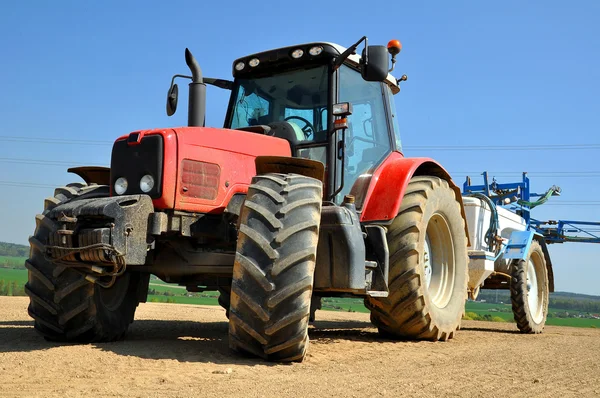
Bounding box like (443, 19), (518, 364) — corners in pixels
(1, 156), (600, 178)
(0, 135), (112, 146)
(0, 181), (60, 189)
(1, 180), (599, 208)
(540, 204), (600, 206)
(1, 135), (599, 151)
(1, 160), (596, 178)
(454, 171), (600, 175)
(453, 174), (600, 178)
(0, 158), (105, 167)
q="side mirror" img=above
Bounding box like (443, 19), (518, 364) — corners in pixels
(166, 83), (179, 116)
(361, 46), (389, 82)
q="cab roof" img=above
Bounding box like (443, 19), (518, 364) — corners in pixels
(233, 42), (400, 94)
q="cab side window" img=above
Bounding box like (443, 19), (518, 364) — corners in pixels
(384, 85), (402, 151)
(338, 65), (392, 199)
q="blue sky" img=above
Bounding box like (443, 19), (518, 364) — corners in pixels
(0, 0), (598, 294)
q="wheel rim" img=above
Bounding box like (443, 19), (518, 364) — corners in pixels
(423, 213), (455, 308)
(527, 253), (544, 324)
(98, 273), (130, 311)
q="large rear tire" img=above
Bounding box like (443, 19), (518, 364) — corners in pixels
(228, 173), (322, 362)
(365, 176), (468, 341)
(26, 183), (146, 342)
(510, 240), (548, 333)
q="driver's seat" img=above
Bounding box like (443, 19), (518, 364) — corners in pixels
(267, 121), (305, 156)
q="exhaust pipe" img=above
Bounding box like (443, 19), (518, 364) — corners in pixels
(185, 48), (206, 127)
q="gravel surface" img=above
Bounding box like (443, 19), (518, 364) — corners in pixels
(1, 296), (599, 397)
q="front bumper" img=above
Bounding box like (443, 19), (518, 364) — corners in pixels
(46, 195), (154, 265)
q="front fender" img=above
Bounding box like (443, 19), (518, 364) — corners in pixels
(359, 152), (470, 244)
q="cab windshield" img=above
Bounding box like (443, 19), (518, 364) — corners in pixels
(226, 66), (329, 143)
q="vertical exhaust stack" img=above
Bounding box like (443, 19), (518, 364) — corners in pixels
(185, 48), (206, 127)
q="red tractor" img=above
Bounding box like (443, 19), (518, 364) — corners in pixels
(25, 37), (469, 362)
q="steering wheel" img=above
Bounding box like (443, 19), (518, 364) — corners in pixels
(284, 116), (315, 139)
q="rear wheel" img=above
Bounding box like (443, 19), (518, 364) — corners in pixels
(365, 176), (468, 341)
(228, 173), (322, 362)
(26, 183), (147, 342)
(510, 240), (548, 333)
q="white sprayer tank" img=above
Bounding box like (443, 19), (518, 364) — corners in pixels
(462, 197), (528, 291)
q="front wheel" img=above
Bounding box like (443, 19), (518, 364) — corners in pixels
(26, 183), (146, 342)
(228, 173), (322, 362)
(365, 176), (468, 341)
(510, 240), (549, 333)
(218, 286), (231, 318)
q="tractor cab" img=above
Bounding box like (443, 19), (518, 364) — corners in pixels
(225, 41), (404, 205)
(223, 42), (404, 205)
(168, 38), (405, 206)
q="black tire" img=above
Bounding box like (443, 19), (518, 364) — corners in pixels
(218, 286), (231, 318)
(228, 173), (322, 362)
(26, 183), (146, 342)
(365, 176), (468, 341)
(510, 240), (549, 333)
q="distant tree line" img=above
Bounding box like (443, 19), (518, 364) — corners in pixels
(477, 290), (600, 314)
(0, 242), (28, 258)
(148, 288), (179, 297)
(547, 298), (600, 314)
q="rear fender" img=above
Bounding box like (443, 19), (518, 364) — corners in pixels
(359, 152), (470, 245)
(534, 236), (555, 292)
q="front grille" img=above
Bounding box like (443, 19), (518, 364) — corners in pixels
(110, 134), (164, 198)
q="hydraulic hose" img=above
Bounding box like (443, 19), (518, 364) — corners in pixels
(517, 185), (561, 209)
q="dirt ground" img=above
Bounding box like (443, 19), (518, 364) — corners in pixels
(1, 297), (599, 398)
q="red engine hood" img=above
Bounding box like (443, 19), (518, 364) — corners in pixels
(171, 126), (291, 213)
(113, 126), (292, 213)
(173, 126), (291, 157)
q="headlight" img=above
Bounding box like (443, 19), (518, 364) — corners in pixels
(249, 58), (260, 67)
(140, 175), (155, 193)
(114, 177), (128, 195)
(309, 46), (323, 56)
(291, 49), (304, 59)
(235, 61), (245, 71)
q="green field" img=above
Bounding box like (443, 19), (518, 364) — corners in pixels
(0, 256), (26, 268)
(0, 268), (28, 284)
(464, 301), (600, 327)
(321, 297), (369, 313)
(147, 294), (221, 305)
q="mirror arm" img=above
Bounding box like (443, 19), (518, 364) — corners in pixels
(169, 74), (192, 91)
(169, 75), (232, 91)
(333, 36), (368, 70)
(203, 78), (233, 90)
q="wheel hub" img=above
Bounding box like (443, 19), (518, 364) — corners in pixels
(423, 237), (433, 288)
(423, 213), (455, 309)
(527, 257), (544, 324)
